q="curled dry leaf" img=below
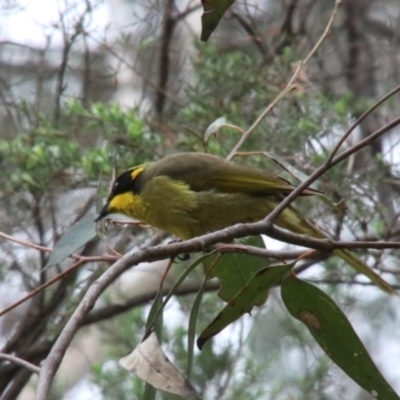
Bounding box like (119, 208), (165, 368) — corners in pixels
(119, 332), (198, 397)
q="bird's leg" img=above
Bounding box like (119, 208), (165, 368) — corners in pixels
(168, 238), (191, 262)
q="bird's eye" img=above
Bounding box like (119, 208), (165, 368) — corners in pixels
(112, 181), (118, 192)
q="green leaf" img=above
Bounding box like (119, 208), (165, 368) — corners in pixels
(145, 251), (220, 336)
(45, 213), (97, 269)
(201, 0), (236, 41)
(142, 382), (156, 400)
(142, 281), (164, 400)
(281, 276), (400, 400)
(144, 285), (164, 339)
(197, 263), (294, 349)
(204, 236), (268, 303)
(187, 277), (208, 378)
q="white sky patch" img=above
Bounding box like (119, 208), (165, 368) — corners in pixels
(382, 126), (400, 169)
(63, 377), (101, 400)
(0, 0), (109, 47)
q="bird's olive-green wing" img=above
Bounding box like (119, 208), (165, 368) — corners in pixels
(142, 153), (317, 196)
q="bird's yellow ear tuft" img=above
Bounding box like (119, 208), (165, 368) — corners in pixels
(130, 167), (144, 180)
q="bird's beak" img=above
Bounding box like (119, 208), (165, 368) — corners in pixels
(96, 203), (109, 222)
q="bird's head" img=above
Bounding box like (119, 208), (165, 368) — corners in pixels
(96, 167), (144, 221)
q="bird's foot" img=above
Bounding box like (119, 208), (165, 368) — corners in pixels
(168, 238), (191, 262)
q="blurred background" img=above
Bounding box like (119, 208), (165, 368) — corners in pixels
(0, 0), (400, 399)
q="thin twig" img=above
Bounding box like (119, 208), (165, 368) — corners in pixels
(0, 353), (40, 374)
(213, 244), (305, 260)
(83, 279), (220, 325)
(230, 11), (271, 59)
(264, 115), (400, 226)
(223, 124), (245, 135)
(0, 230), (116, 264)
(155, 0), (176, 116)
(89, 35), (184, 108)
(326, 84), (400, 163)
(227, 0), (342, 160)
(227, 62), (302, 160)
(0, 231), (52, 253)
(307, 279), (400, 291)
(303, 0), (342, 65)
(0, 255), (117, 318)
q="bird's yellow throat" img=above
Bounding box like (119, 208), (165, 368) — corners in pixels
(108, 191), (144, 220)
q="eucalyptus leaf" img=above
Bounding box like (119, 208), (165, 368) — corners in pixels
(201, 0), (236, 41)
(187, 278), (208, 378)
(145, 250), (220, 336)
(203, 236), (268, 302)
(45, 213), (97, 269)
(281, 276), (400, 400)
(198, 263), (294, 349)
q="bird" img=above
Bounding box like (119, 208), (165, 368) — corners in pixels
(96, 152), (393, 294)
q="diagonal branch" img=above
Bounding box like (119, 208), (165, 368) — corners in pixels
(264, 115), (400, 226)
(0, 354), (40, 375)
(227, 0), (343, 160)
(82, 280), (221, 325)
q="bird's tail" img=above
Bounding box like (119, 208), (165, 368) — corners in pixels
(275, 205), (395, 294)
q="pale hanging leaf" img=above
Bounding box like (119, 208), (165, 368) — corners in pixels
(204, 117), (227, 143)
(119, 332), (198, 397)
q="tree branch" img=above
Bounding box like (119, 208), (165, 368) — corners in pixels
(0, 353), (40, 374)
(35, 204), (400, 399)
(264, 115), (400, 226)
(83, 279), (220, 325)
